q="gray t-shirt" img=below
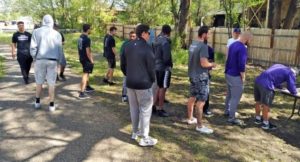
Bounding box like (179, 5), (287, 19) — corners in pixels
(188, 40), (209, 78)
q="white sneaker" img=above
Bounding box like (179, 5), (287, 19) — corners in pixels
(49, 105), (56, 112)
(139, 136), (158, 147)
(34, 102), (41, 109)
(187, 117), (197, 125)
(195, 126), (214, 134)
(131, 131), (141, 140)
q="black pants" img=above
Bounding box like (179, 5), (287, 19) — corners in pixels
(203, 95), (210, 113)
(17, 54), (33, 80)
(203, 73), (211, 113)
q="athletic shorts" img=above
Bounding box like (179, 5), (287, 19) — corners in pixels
(156, 70), (171, 88)
(81, 61), (94, 74)
(254, 83), (275, 107)
(34, 60), (57, 85)
(189, 73), (209, 102)
(107, 57), (116, 69)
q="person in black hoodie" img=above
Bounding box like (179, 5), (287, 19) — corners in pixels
(120, 24), (158, 147)
(152, 25), (173, 117)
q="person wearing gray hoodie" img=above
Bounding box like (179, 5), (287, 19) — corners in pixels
(30, 14), (63, 112)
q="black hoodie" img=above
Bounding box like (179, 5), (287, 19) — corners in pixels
(153, 34), (173, 71)
(121, 37), (155, 90)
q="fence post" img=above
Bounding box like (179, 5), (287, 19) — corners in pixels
(295, 31), (300, 66)
(212, 28), (216, 49)
(122, 25), (125, 39)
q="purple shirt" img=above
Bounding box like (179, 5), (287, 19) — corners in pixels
(225, 41), (248, 76)
(255, 64), (297, 95)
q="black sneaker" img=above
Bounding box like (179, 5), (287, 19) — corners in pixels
(152, 105), (157, 114)
(60, 74), (66, 81)
(78, 92), (90, 99)
(108, 81), (116, 85)
(24, 78), (29, 84)
(103, 78), (109, 84)
(122, 95), (128, 102)
(254, 117), (263, 125)
(227, 118), (245, 126)
(262, 122), (277, 130)
(85, 86), (95, 93)
(204, 111), (213, 117)
(157, 109), (169, 117)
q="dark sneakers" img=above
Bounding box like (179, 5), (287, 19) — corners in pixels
(157, 109), (169, 117)
(60, 74), (66, 81)
(254, 118), (263, 125)
(79, 92), (90, 99)
(85, 85), (95, 93)
(108, 81), (116, 86)
(103, 78), (109, 84)
(262, 122), (277, 130)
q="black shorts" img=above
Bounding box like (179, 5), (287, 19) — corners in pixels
(156, 70), (171, 88)
(254, 83), (275, 107)
(107, 57), (116, 69)
(81, 61), (94, 74)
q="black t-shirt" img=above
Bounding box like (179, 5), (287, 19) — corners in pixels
(12, 31), (31, 55)
(103, 34), (116, 59)
(78, 34), (91, 62)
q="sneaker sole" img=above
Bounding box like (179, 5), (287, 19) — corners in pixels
(139, 142), (157, 147)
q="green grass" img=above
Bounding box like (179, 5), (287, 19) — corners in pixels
(0, 33), (11, 44)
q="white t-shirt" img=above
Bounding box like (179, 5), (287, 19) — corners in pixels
(227, 38), (238, 48)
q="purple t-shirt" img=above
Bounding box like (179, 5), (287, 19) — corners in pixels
(225, 41), (248, 76)
(255, 64), (297, 95)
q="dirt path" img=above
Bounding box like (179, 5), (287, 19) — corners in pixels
(0, 44), (155, 162)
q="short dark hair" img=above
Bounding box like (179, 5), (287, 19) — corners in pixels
(198, 26), (209, 37)
(162, 24), (171, 35)
(129, 31), (135, 35)
(82, 24), (91, 32)
(54, 23), (59, 28)
(110, 26), (117, 32)
(135, 24), (149, 38)
(17, 21), (24, 25)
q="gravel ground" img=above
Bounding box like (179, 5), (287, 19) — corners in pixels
(0, 44), (155, 162)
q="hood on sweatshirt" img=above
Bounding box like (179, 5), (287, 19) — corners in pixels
(42, 14), (54, 27)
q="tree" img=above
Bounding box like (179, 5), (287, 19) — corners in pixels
(170, 0), (191, 48)
(282, 0), (298, 29)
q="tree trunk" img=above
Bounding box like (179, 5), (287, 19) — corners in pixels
(282, 0), (297, 29)
(272, 0), (282, 29)
(178, 0), (190, 49)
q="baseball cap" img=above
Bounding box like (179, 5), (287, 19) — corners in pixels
(233, 28), (241, 33)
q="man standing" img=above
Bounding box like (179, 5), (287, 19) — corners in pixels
(254, 64), (298, 130)
(78, 24), (95, 99)
(120, 31), (136, 102)
(12, 21), (32, 84)
(121, 24), (157, 146)
(54, 23), (67, 81)
(227, 28), (241, 49)
(224, 32), (252, 125)
(30, 14), (63, 112)
(186, 26), (216, 134)
(153, 24), (173, 117)
(103, 26), (117, 85)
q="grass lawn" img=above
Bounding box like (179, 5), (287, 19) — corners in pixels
(0, 33), (10, 78)
(63, 33), (300, 162)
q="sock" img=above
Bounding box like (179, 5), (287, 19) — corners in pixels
(256, 116), (261, 120)
(36, 98), (40, 103)
(50, 102), (54, 107)
(263, 120), (269, 125)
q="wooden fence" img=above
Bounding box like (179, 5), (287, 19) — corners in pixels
(107, 24), (300, 67)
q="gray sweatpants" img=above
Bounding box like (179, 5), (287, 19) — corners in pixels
(225, 74), (244, 119)
(127, 88), (153, 138)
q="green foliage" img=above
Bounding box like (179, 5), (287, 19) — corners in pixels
(173, 48), (188, 65)
(190, 0), (220, 26)
(0, 56), (5, 78)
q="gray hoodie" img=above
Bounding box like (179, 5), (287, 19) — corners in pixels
(30, 15), (62, 61)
